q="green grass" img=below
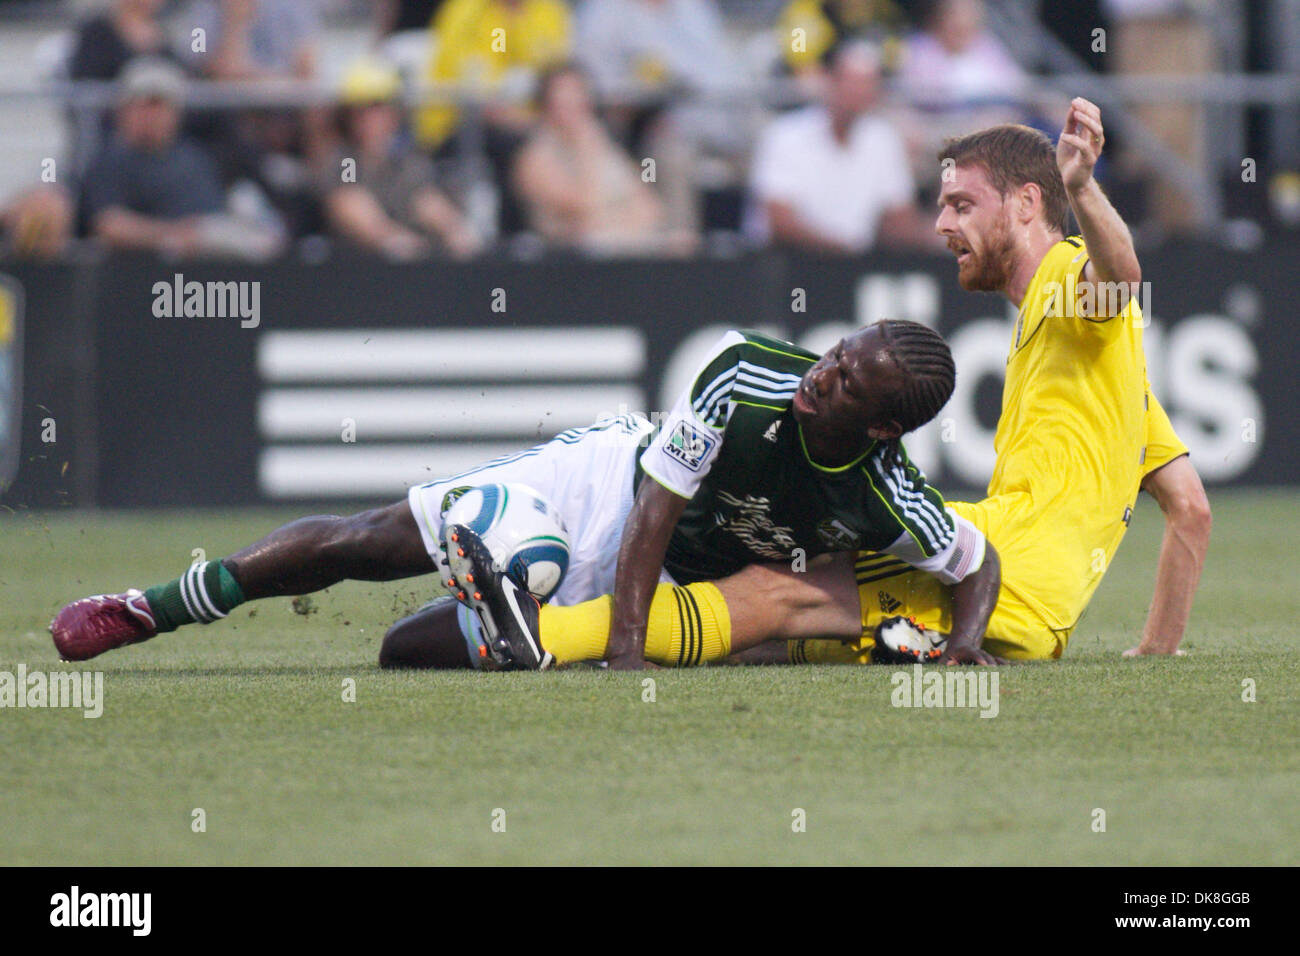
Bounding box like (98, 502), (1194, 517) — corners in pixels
(2, 491), (1298, 865)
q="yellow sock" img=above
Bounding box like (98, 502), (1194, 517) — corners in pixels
(787, 636), (874, 665)
(539, 582), (732, 666)
(644, 582), (731, 667)
(539, 596), (613, 665)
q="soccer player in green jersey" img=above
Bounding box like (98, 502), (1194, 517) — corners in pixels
(51, 320), (1000, 672)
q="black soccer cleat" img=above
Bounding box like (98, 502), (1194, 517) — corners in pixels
(442, 523), (553, 671)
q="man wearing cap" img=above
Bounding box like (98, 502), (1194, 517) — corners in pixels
(81, 56), (228, 256)
(316, 59), (481, 260)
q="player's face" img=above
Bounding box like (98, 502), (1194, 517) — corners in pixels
(793, 326), (904, 461)
(936, 163), (1017, 292)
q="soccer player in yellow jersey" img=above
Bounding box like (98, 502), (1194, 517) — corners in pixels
(741, 98), (1212, 662)
(791, 100), (1212, 661)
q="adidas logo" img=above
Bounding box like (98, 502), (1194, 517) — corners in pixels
(763, 420), (781, 443)
(878, 591), (902, 614)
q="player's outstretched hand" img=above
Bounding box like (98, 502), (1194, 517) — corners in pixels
(1122, 646), (1187, 658)
(1057, 96), (1105, 193)
(939, 642), (1007, 666)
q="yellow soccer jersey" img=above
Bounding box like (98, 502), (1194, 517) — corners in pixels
(987, 236), (1184, 633)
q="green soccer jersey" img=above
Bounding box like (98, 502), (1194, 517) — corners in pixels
(637, 330), (984, 586)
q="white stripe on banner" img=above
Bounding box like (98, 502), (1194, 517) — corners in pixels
(259, 385), (643, 439)
(259, 443), (526, 498)
(258, 329), (644, 382)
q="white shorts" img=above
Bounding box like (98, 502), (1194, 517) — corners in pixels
(407, 415), (670, 606)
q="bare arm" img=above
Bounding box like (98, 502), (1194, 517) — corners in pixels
(1126, 455), (1211, 656)
(606, 478), (689, 670)
(875, 204), (945, 250)
(1057, 97), (1142, 305)
(512, 141), (593, 237)
(93, 208), (200, 255)
(939, 543), (1003, 665)
(764, 200), (855, 254)
(325, 186), (429, 259)
(411, 186), (482, 259)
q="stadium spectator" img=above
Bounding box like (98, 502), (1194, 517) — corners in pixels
(318, 60), (481, 260)
(414, 0), (572, 151)
(513, 64), (692, 255)
(776, 0), (908, 80)
(66, 0), (184, 169)
(81, 57), (282, 259)
(68, 0), (179, 82)
(573, 0), (750, 238)
(746, 40), (931, 254)
(892, 0), (1031, 179)
(185, 0), (321, 81)
(896, 0), (1025, 110)
(184, 0), (331, 176)
(0, 186), (74, 260)
(413, 0), (572, 238)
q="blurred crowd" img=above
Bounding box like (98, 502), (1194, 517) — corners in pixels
(0, 0), (1269, 261)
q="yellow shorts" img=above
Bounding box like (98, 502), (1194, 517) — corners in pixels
(795, 499), (1068, 664)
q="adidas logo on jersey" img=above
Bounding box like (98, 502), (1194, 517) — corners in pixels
(878, 591), (902, 614)
(763, 420), (781, 443)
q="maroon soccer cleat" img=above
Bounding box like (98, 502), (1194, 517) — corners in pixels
(49, 589), (158, 661)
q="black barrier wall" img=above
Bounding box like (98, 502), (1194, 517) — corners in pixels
(2, 244), (1295, 508)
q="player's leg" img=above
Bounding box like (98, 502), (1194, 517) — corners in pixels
(50, 501), (434, 661)
(380, 597), (476, 669)
(532, 552), (861, 666)
(224, 502), (433, 597)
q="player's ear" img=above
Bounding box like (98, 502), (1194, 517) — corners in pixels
(1017, 182), (1041, 224)
(867, 419), (903, 441)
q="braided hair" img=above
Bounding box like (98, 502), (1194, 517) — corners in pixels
(875, 319), (957, 435)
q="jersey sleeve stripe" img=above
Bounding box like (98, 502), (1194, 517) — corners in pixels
(737, 361), (803, 387)
(693, 367), (738, 423)
(869, 456), (950, 553)
(878, 459), (950, 543)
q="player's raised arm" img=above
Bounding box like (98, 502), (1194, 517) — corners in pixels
(1057, 97), (1142, 303)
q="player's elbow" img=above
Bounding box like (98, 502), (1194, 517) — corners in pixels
(1168, 486), (1212, 549)
(1121, 259), (1141, 291)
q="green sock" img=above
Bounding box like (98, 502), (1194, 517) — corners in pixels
(144, 560), (246, 633)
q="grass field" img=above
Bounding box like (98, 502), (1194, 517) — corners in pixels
(2, 490), (1298, 866)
